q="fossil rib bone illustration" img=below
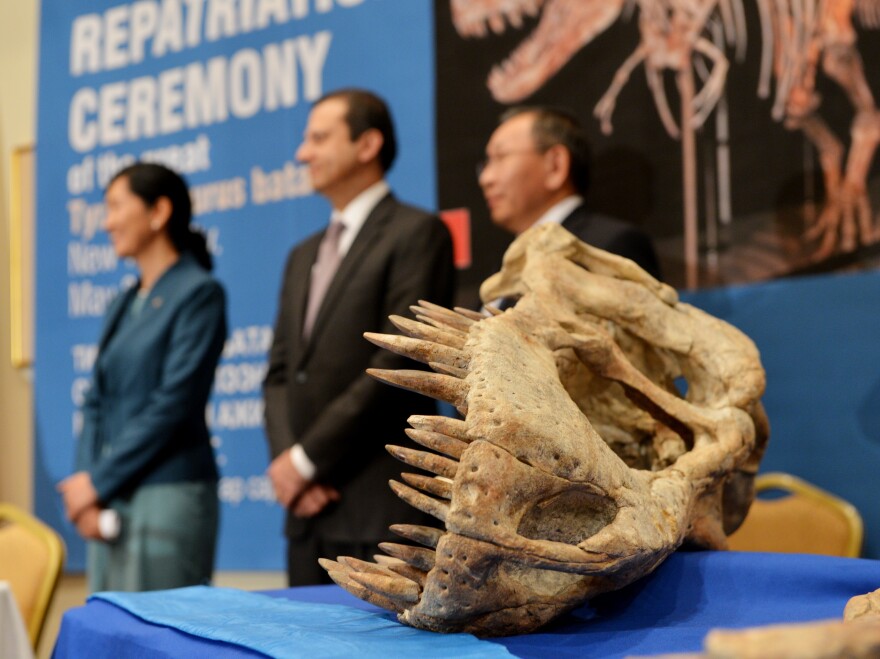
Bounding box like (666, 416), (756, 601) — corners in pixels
(319, 224), (769, 636)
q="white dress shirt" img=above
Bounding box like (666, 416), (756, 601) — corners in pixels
(483, 195), (585, 314)
(532, 194), (583, 229)
(0, 581), (34, 659)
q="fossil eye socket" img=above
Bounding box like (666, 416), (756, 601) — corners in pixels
(517, 488), (618, 545)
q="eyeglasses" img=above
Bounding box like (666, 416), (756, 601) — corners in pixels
(476, 149), (542, 178)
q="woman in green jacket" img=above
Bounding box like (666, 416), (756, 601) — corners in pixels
(58, 163), (227, 592)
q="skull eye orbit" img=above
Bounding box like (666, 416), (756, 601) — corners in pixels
(517, 488), (618, 545)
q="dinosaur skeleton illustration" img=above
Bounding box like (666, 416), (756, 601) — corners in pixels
(320, 224), (768, 636)
(764, 0), (880, 259)
(451, 0), (880, 270)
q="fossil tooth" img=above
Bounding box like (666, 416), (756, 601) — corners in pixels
(385, 562), (427, 588)
(348, 570), (421, 604)
(401, 472), (453, 499)
(484, 303), (504, 315)
(411, 303), (473, 331)
(320, 559), (405, 613)
(454, 306), (485, 321)
(415, 314), (469, 338)
(389, 315), (466, 349)
(390, 524), (444, 548)
(407, 415), (471, 442)
(405, 428), (468, 460)
(429, 361), (469, 379)
(417, 299), (466, 313)
(317, 557), (341, 572)
(368, 369), (468, 411)
(373, 554), (405, 567)
(364, 332), (469, 369)
(372, 555), (427, 587)
(387, 445), (459, 479)
(378, 541), (437, 572)
(373, 557), (428, 588)
(337, 555), (400, 578)
(410, 302), (473, 329)
(389, 479), (450, 523)
(415, 299), (476, 329)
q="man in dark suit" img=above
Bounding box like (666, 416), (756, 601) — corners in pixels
(478, 106), (662, 279)
(263, 89), (455, 586)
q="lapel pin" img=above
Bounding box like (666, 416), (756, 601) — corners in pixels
(152, 297), (163, 309)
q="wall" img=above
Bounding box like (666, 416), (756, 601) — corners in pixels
(0, 0), (37, 509)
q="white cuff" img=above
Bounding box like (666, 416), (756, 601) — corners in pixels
(290, 444), (316, 481)
(98, 509), (121, 541)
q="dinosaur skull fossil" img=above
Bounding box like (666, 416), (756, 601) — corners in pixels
(320, 223), (769, 636)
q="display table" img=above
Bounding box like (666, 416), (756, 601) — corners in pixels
(1, 581), (34, 659)
(52, 551), (880, 658)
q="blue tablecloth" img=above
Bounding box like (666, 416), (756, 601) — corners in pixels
(89, 586), (512, 658)
(52, 551), (880, 658)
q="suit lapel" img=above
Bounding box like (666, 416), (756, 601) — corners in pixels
(291, 236), (321, 360)
(560, 203), (589, 235)
(301, 194), (395, 354)
(98, 286), (138, 352)
(100, 256), (188, 354)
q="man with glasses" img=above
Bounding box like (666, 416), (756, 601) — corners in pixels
(478, 106), (661, 279)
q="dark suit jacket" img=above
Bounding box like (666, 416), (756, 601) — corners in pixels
(562, 203), (662, 280)
(263, 192), (455, 542)
(76, 253), (228, 503)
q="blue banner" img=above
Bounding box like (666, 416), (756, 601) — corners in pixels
(684, 270), (880, 559)
(36, 0), (435, 570)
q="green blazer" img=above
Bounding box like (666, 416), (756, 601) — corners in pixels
(76, 253), (227, 504)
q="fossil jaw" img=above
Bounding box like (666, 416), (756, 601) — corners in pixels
(321, 223), (768, 636)
(450, 0), (627, 102)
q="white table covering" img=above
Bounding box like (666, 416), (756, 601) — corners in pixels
(0, 581), (34, 659)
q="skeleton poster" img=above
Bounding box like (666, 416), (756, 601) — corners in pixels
(436, 0), (880, 294)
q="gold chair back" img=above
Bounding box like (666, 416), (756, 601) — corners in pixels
(0, 503), (66, 648)
(727, 472), (863, 558)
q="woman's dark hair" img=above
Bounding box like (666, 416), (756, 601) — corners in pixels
(109, 162), (213, 270)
